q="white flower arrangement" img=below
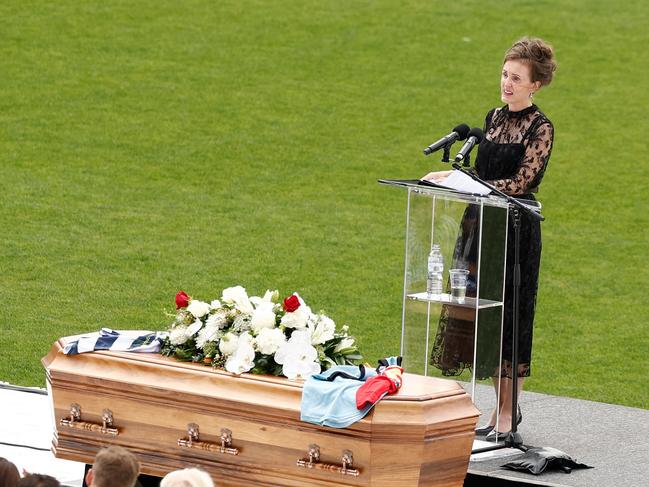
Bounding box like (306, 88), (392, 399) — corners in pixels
(163, 286), (363, 380)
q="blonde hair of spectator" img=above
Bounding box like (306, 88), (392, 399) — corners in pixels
(160, 468), (214, 487)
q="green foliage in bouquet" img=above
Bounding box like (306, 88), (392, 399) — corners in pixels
(161, 286), (363, 380)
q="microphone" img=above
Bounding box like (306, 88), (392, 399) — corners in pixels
(454, 127), (484, 163)
(423, 124), (470, 156)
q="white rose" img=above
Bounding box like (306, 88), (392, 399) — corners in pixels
(187, 300), (211, 318)
(309, 315), (336, 345)
(210, 299), (222, 309)
(280, 304), (312, 330)
(250, 302), (276, 333)
(255, 328), (286, 355)
(219, 332), (240, 356)
(221, 286), (254, 315)
(287, 328), (312, 346)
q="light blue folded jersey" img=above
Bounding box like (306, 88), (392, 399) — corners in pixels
(300, 365), (378, 429)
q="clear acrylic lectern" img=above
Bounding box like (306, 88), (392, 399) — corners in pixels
(381, 178), (511, 444)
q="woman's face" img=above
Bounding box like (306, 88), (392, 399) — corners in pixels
(500, 60), (541, 110)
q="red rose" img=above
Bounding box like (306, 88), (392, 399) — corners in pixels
(283, 294), (301, 313)
(175, 291), (190, 309)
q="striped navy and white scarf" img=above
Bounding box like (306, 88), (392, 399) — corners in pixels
(62, 328), (168, 355)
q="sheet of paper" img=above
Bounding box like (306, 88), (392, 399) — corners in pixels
(437, 170), (492, 195)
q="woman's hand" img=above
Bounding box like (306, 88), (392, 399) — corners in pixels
(421, 170), (452, 183)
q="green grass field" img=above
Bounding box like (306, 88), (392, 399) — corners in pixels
(1, 0), (647, 409)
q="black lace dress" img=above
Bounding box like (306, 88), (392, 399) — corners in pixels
(430, 104), (554, 378)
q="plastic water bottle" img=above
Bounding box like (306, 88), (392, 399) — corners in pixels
(427, 244), (444, 296)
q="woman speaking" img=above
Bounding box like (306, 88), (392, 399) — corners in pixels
(423, 37), (557, 440)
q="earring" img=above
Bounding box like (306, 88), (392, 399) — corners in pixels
(529, 92), (534, 99)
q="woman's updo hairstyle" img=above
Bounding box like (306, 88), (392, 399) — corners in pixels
(504, 37), (557, 86)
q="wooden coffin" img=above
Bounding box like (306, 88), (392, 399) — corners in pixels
(43, 337), (479, 487)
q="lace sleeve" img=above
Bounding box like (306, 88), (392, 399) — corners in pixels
(489, 122), (554, 195)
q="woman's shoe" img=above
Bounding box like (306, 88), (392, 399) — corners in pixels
(474, 424), (494, 436)
(477, 406), (521, 437)
(485, 429), (510, 442)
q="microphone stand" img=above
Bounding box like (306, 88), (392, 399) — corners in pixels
(441, 143), (452, 163)
(440, 144), (472, 166)
(451, 163), (543, 450)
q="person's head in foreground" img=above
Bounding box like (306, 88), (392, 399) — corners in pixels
(160, 468), (214, 487)
(85, 445), (140, 487)
(0, 457), (20, 487)
(15, 474), (60, 487)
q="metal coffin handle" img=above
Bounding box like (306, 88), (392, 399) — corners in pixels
(59, 403), (119, 436)
(177, 423), (239, 456)
(296, 444), (360, 477)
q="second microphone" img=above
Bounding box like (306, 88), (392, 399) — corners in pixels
(454, 128), (484, 163)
